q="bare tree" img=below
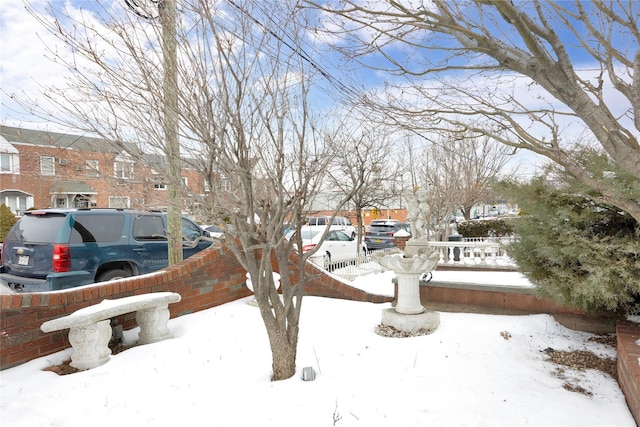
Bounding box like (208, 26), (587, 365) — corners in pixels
(325, 117), (400, 246)
(16, 0), (356, 380)
(408, 132), (512, 239)
(435, 134), (511, 220)
(177, 1), (352, 380)
(308, 0), (640, 222)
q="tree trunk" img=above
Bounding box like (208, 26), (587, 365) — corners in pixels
(268, 332), (297, 381)
(160, 0), (183, 265)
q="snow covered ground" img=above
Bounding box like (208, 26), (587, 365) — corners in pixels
(1, 269), (635, 427)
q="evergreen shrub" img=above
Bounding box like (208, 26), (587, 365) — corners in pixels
(0, 204), (17, 242)
(457, 219), (515, 238)
(500, 179), (640, 316)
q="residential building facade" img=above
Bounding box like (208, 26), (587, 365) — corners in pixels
(0, 125), (206, 216)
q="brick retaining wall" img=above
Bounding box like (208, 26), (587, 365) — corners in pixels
(0, 245), (388, 370)
(617, 321), (640, 425)
(420, 280), (619, 334)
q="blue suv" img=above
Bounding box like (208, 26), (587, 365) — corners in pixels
(0, 208), (212, 292)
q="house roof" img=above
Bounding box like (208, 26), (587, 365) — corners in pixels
(0, 125), (198, 169)
(0, 125), (120, 153)
(49, 180), (97, 195)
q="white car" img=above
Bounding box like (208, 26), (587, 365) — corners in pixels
(307, 216), (357, 239)
(289, 227), (367, 270)
(202, 224), (235, 239)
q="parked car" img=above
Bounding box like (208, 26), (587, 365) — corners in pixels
(307, 216), (357, 238)
(0, 208), (212, 292)
(364, 220), (411, 251)
(288, 227), (366, 270)
(202, 224), (235, 239)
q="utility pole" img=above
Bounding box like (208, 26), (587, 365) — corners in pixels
(126, 0), (183, 264)
(159, 0), (183, 265)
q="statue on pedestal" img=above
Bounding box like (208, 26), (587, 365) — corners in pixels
(406, 191), (430, 241)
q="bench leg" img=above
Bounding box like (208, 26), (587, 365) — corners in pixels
(136, 304), (171, 344)
(67, 320), (112, 370)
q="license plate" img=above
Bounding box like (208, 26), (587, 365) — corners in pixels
(18, 255), (30, 266)
(374, 239), (382, 243)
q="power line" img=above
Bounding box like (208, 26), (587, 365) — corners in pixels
(225, 0), (361, 102)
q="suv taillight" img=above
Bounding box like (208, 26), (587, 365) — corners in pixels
(52, 244), (71, 272)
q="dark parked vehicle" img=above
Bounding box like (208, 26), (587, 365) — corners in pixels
(0, 208), (212, 292)
(364, 220), (411, 251)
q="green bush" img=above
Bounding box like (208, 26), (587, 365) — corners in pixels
(500, 179), (640, 316)
(0, 204), (17, 242)
(457, 219), (515, 238)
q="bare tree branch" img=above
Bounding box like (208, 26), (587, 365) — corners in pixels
(308, 0), (640, 221)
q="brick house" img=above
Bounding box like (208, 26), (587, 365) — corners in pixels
(0, 125), (207, 216)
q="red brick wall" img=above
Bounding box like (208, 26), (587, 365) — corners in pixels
(0, 245), (390, 370)
(420, 283), (618, 334)
(617, 321), (640, 426)
(4, 142), (206, 210)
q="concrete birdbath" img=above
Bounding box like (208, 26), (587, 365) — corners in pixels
(372, 246), (441, 334)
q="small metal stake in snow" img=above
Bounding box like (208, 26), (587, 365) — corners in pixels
(302, 366), (316, 381)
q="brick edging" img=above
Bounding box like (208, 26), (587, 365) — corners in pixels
(617, 320), (640, 426)
(0, 246), (390, 370)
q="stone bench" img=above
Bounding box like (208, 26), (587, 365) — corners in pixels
(41, 292), (181, 370)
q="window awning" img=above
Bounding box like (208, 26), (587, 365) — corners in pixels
(49, 180), (97, 195)
(0, 136), (19, 154)
(0, 189), (33, 197)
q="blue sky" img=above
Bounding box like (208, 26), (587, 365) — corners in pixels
(0, 1), (369, 128)
(1, 1), (632, 122)
(3, 0), (632, 178)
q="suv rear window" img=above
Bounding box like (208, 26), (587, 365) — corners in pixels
(70, 214), (125, 243)
(5, 214), (67, 243)
(368, 225), (399, 233)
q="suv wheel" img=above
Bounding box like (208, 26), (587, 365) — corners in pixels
(97, 269), (132, 282)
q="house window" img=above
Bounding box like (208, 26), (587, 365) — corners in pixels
(74, 196), (90, 208)
(114, 157), (134, 180)
(0, 153), (16, 173)
(86, 160), (99, 178)
(0, 154), (9, 172)
(109, 196), (130, 208)
(221, 177), (231, 192)
(41, 156), (55, 176)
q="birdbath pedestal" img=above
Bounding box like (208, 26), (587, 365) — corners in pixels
(372, 244), (440, 334)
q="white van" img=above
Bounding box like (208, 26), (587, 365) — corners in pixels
(307, 216), (356, 239)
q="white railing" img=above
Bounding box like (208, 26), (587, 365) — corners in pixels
(308, 252), (385, 280)
(317, 240), (516, 280)
(427, 241), (515, 267)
